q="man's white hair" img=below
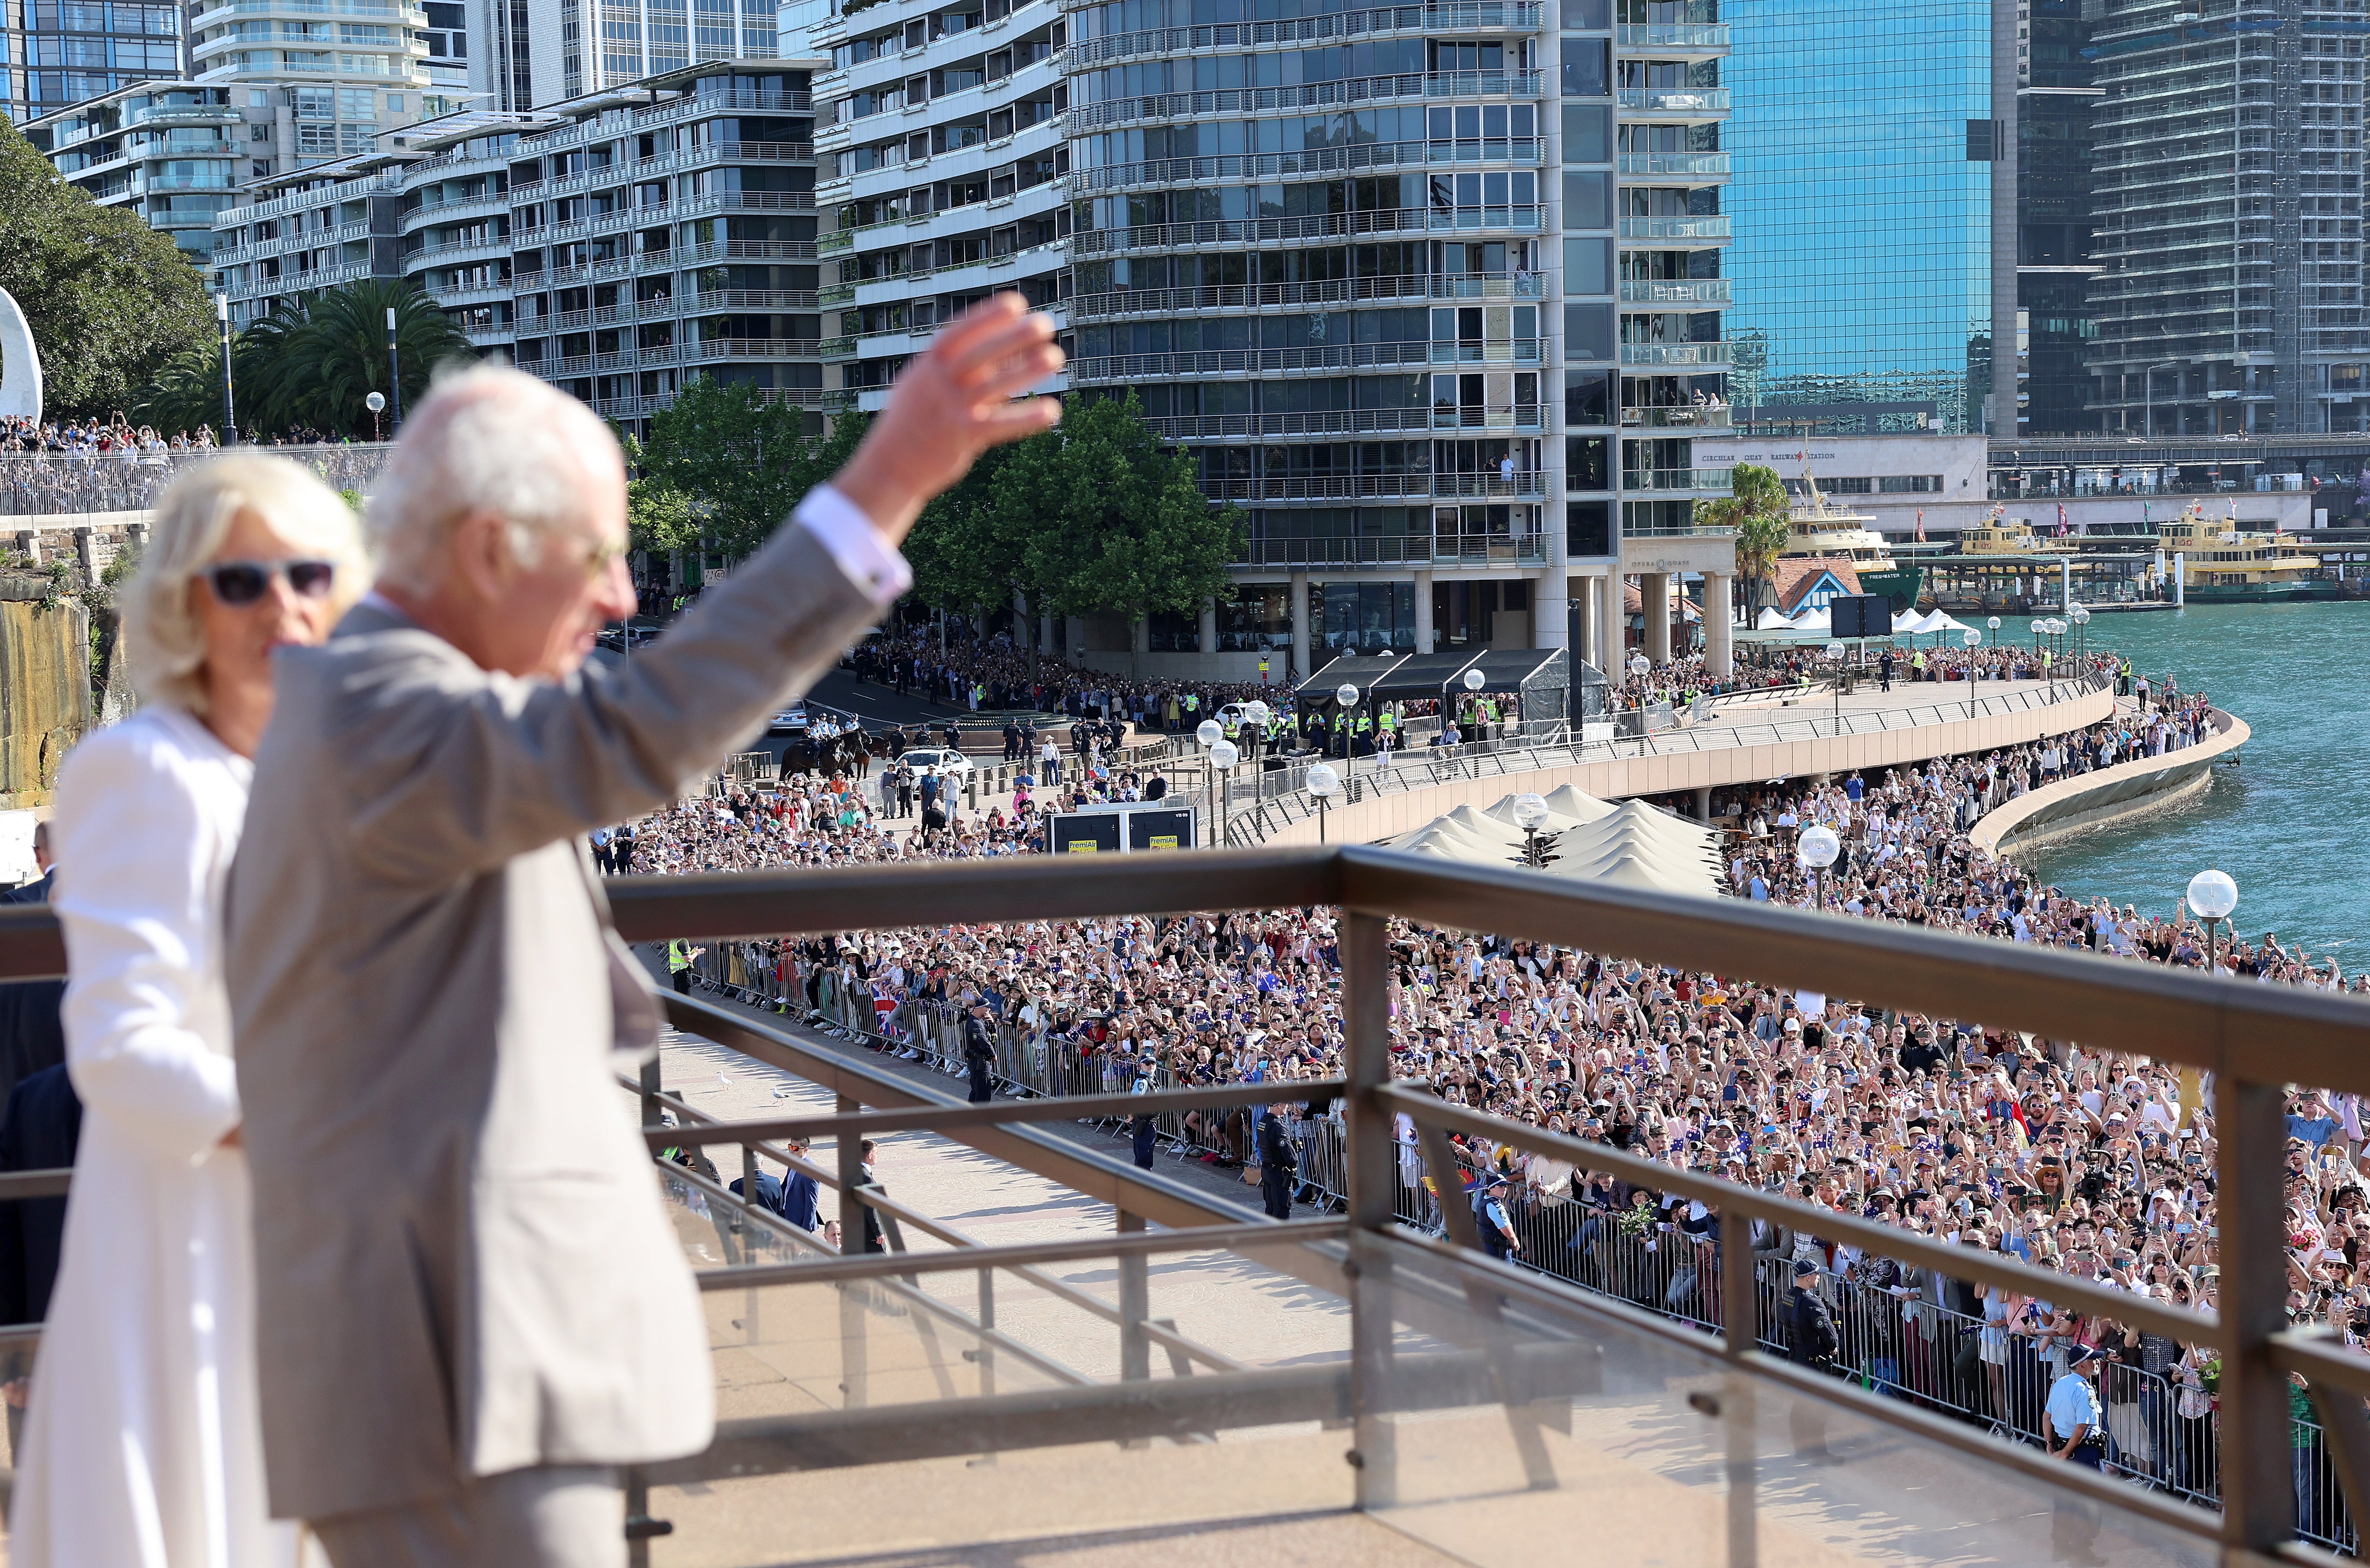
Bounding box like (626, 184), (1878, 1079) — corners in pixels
(367, 364), (621, 592)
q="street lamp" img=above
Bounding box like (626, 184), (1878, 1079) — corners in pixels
(215, 292), (237, 446)
(1962, 627), (1982, 650)
(1987, 613), (2002, 649)
(1512, 790), (1550, 868)
(1196, 718), (1224, 838)
(1825, 639), (1845, 729)
(385, 305), (403, 432)
(1335, 680), (1361, 774)
(2070, 602), (2092, 663)
(365, 389), (386, 443)
(2187, 868), (2238, 975)
(1799, 821), (1840, 910)
(1208, 737), (1239, 847)
(1306, 761), (1341, 843)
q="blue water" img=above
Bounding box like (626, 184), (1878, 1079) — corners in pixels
(2016, 600), (2370, 963)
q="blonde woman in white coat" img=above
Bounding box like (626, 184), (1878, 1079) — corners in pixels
(11, 454), (367, 1568)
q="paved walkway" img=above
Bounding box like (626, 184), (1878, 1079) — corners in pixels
(647, 994), (2206, 1568)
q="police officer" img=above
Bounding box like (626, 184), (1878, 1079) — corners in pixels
(2046, 1346), (2108, 1565)
(961, 1001), (996, 1104)
(1471, 1170), (1521, 1260)
(1785, 1259), (1844, 1461)
(1256, 1101), (1298, 1219)
(1129, 1060), (1158, 1169)
(666, 937), (702, 997)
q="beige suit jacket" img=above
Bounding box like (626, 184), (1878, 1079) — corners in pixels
(227, 520), (877, 1522)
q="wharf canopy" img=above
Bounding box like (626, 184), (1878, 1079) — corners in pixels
(1303, 648), (1579, 725)
(1389, 787), (1725, 897)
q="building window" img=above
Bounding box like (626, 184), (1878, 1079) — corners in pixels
(1315, 582), (1416, 651)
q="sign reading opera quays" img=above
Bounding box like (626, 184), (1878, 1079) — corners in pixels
(1693, 432), (1990, 542)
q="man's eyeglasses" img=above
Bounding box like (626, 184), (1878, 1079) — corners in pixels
(207, 559), (336, 605)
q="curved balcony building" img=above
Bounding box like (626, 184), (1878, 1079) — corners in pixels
(803, 0), (1070, 410)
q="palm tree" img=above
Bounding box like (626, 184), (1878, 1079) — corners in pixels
(1704, 462), (1792, 620)
(271, 278), (476, 437)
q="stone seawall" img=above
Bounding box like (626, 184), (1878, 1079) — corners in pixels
(1967, 707), (2248, 857)
(0, 578), (91, 808)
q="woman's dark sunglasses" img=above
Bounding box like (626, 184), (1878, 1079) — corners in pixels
(207, 559), (336, 605)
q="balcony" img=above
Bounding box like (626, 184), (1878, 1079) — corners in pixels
(1072, 338), (1544, 381)
(1237, 530), (1547, 565)
(1145, 404), (1542, 438)
(1620, 467), (1727, 492)
(1616, 150), (1730, 179)
(1621, 403), (1731, 429)
(1063, 2), (1543, 67)
(1618, 341), (1731, 367)
(1617, 278), (1730, 306)
(1069, 272), (1542, 319)
(1063, 71), (1543, 134)
(1613, 22), (1729, 52)
(1614, 214), (1730, 242)
(1073, 205), (1542, 256)
(0, 818), (2350, 1568)
(1201, 472), (1546, 502)
(1615, 87), (1730, 120)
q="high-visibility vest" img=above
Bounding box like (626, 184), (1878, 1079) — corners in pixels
(668, 939), (693, 972)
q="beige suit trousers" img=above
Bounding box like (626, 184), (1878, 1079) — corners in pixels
(311, 1466), (622, 1568)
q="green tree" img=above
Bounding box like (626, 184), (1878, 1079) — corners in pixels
(634, 377), (826, 564)
(0, 117), (213, 418)
(1704, 461), (1792, 618)
(136, 284), (465, 441)
(985, 393), (1243, 646)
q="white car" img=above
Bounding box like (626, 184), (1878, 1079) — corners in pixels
(897, 747), (974, 779)
(1214, 701), (1275, 732)
(768, 700), (811, 735)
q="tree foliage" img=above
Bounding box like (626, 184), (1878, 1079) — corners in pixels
(136, 278), (475, 439)
(1704, 461), (1792, 615)
(0, 117), (214, 419)
(906, 392), (1242, 628)
(630, 378), (860, 563)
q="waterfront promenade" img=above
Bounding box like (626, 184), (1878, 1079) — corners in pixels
(1229, 674), (2117, 846)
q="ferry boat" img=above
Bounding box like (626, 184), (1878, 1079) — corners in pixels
(1960, 503), (2048, 557)
(2161, 502), (2327, 603)
(1782, 468), (1924, 611)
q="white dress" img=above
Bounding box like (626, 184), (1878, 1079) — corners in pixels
(10, 707), (303, 1568)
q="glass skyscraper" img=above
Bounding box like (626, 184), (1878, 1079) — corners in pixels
(1724, 0), (1991, 434)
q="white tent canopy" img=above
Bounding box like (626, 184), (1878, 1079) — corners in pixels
(1390, 788), (1725, 898)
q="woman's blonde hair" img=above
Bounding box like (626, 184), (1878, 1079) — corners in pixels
(124, 452), (373, 715)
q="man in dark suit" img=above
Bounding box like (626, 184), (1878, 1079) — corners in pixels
(0, 1061), (80, 1454)
(727, 1132), (839, 1249)
(961, 1001), (996, 1104)
(0, 823), (65, 1112)
(1257, 1103), (1297, 1220)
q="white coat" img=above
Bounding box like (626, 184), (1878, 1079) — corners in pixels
(10, 707), (305, 1568)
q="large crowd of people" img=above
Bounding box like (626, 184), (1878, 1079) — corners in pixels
(636, 662), (2368, 1537)
(0, 427), (388, 523)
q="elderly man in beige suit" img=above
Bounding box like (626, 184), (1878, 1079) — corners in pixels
(225, 296), (1061, 1567)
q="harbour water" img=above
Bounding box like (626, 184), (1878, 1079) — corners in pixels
(2014, 600), (2370, 962)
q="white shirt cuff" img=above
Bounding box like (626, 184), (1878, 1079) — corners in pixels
(796, 483), (912, 607)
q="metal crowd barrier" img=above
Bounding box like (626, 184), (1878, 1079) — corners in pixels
(0, 445), (395, 518)
(676, 915), (2364, 1555)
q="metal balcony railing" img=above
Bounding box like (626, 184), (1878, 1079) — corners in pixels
(0, 794), (2362, 1561)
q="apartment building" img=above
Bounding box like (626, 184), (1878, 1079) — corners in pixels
(25, 80), (242, 259)
(795, 0), (1734, 680)
(3, 0), (186, 125)
(800, 0), (1068, 403)
(2085, 0), (2370, 436)
(210, 60), (824, 418)
(185, 0), (454, 181)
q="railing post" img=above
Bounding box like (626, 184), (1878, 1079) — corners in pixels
(1342, 907), (1398, 1507)
(836, 1090), (870, 1410)
(2216, 1075), (2294, 1551)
